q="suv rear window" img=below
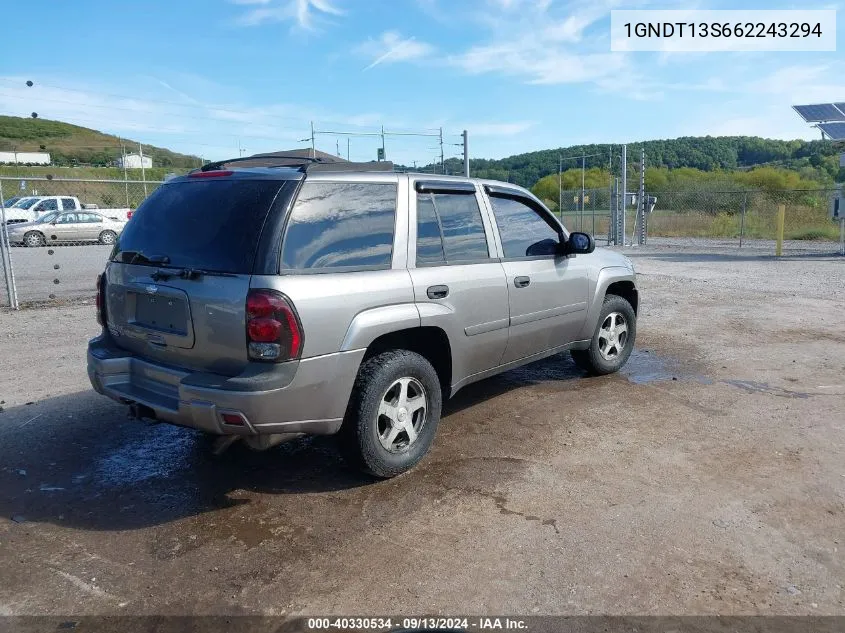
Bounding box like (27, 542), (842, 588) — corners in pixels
(112, 179), (287, 273)
(281, 181), (397, 271)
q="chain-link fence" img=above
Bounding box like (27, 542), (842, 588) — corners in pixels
(1, 175), (842, 309)
(0, 176), (162, 308)
(557, 187), (613, 239)
(642, 188), (843, 253)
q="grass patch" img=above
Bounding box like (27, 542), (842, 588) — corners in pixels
(786, 227), (840, 241)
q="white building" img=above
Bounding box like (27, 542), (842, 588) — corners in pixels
(117, 153), (152, 169)
(0, 151), (51, 165)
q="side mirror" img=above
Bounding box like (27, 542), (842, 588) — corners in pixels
(564, 231), (595, 256)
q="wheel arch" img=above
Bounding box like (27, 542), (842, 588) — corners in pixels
(578, 266), (638, 340)
(361, 326), (453, 399)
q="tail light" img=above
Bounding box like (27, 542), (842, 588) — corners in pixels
(126, 210), (133, 220)
(246, 289), (302, 362)
(96, 273), (107, 326)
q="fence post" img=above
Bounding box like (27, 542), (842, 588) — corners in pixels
(775, 203), (785, 256)
(0, 179), (20, 309)
(739, 192), (747, 248)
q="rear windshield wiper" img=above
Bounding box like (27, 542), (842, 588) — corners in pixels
(150, 267), (236, 281)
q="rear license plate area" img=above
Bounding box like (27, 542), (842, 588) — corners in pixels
(131, 292), (188, 334)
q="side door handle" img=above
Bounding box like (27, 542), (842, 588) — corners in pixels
(426, 285), (449, 299)
(514, 276), (531, 288)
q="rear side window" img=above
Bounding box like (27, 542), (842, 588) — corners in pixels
(61, 198), (76, 210)
(281, 182), (396, 271)
(415, 191), (490, 265)
(112, 179), (286, 274)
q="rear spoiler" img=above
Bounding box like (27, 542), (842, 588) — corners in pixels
(195, 152), (393, 174)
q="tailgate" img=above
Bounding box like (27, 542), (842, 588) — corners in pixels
(105, 264), (252, 376)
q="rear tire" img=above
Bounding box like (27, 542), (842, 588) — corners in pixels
(571, 294), (636, 375)
(341, 350), (442, 478)
(99, 230), (117, 245)
(23, 231), (45, 247)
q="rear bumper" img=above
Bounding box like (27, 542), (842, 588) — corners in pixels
(87, 334), (364, 436)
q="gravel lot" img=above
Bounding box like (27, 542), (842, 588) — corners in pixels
(0, 246), (843, 617)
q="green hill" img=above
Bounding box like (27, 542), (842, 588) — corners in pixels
(0, 115), (201, 169)
(413, 136), (844, 188)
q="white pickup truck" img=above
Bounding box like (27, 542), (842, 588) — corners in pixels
(1, 195), (132, 225)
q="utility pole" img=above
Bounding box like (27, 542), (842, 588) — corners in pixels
(347, 137), (350, 161)
(310, 121), (315, 159)
(119, 138), (129, 207)
(621, 144), (627, 246)
(580, 154), (586, 232)
(381, 125), (386, 162)
(336, 139), (340, 157)
(139, 142), (147, 197)
(608, 145), (613, 244)
(462, 130), (469, 177)
(439, 127), (444, 175)
(558, 153), (563, 219)
(636, 147), (646, 246)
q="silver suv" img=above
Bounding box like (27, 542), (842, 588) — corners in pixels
(87, 155), (638, 477)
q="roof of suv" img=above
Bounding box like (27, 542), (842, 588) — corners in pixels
(173, 151), (535, 197)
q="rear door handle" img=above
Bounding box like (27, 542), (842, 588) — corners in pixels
(426, 285), (449, 299)
(514, 276), (530, 288)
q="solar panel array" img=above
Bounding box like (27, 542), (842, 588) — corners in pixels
(818, 122), (845, 140)
(793, 103), (845, 123)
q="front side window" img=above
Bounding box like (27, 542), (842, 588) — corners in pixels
(415, 191), (489, 265)
(34, 199), (58, 213)
(489, 195), (561, 259)
(281, 181), (397, 271)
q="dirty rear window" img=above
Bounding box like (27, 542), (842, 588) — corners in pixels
(111, 179), (288, 274)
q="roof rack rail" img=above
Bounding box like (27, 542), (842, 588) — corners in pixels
(304, 160), (394, 173)
(196, 151), (394, 173)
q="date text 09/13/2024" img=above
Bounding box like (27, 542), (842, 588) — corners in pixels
(306, 617), (528, 630)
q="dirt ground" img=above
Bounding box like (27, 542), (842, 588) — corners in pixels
(0, 246), (843, 617)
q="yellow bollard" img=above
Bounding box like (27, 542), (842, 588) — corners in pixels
(775, 204), (785, 256)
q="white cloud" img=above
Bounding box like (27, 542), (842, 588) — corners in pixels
(232, 0), (343, 30)
(0, 75), (396, 160)
(451, 40), (629, 87)
(357, 31), (435, 71)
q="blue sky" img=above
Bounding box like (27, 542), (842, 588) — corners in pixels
(1, 0), (843, 165)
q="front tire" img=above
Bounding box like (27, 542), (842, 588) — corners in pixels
(571, 294), (636, 375)
(341, 350), (442, 478)
(23, 231), (45, 247)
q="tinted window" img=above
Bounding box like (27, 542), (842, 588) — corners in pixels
(281, 182), (396, 270)
(490, 195), (560, 259)
(35, 199), (58, 212)
(61, 198), (77, 210)
(416, 192), (489, 264)
(112, 179), (287, 274)
(416, 194), (445, 264)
